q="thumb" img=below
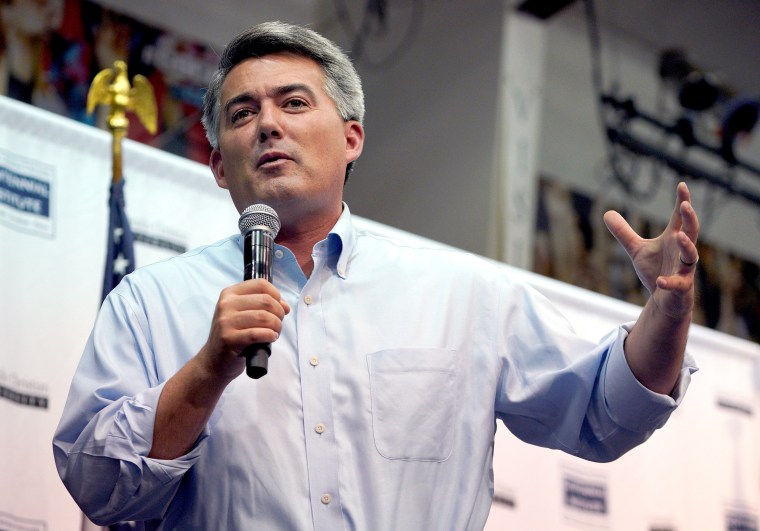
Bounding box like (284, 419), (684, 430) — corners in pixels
(603, 210), (639, 257)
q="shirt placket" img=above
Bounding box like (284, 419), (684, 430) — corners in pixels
(298, 242), (344, 530)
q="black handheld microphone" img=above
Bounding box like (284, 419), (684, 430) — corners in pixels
(238, 204), (281, 379)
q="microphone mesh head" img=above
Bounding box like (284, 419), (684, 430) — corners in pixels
(238, 204), (281, 237)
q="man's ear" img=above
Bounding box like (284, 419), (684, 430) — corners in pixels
(210, 148), (228, 189)
(345, 121), (365, 165)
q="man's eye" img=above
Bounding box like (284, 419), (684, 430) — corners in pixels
(231, 108), (255, 122)
(285, 99), (308, 109)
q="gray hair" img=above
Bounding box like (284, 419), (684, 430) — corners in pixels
(201, 21), (365, 181)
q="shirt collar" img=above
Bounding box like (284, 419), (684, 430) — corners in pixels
(235, 202), (356, 280)
(327, 202), (355, 279)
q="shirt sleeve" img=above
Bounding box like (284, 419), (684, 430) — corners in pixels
(52, 288), (207, 525)
(602, 322), (696, 431)
(494, 280), (697, 463)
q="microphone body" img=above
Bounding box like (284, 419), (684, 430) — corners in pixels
(238, 204), (281, 379)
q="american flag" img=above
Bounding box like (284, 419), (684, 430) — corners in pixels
(101, 178), (135, 301)
(101, 180), (144, 530)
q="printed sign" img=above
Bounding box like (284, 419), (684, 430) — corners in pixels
(0, 149), (55, 238)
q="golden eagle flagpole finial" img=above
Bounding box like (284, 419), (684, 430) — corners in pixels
(87, 60), (158, 184)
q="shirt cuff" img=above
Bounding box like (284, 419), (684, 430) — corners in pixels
(108, 381), (208, 481)
(603, 323), (698, 433)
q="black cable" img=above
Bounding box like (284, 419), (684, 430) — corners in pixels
(332, 0), (424, 70)
(333, 0), (362, 55)
(584, 0), (604, 106)
(361, 0), (424, 70)
(583, 0), (638, 197)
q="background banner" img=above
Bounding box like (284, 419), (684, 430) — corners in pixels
(0, 95), (235, 530)
(1, 95), (759, 530)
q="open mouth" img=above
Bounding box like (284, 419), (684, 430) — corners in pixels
(257, 152), (292, 167)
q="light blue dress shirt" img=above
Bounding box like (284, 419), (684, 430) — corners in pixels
(53, 206), (694, 530)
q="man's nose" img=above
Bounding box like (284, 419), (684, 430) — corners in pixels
(257, 105), (283, 142)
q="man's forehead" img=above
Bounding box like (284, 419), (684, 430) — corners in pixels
(223, 52), (325, 94)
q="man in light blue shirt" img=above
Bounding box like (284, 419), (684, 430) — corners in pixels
(53, 22), (700, 530)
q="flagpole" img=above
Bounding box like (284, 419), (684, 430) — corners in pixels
(112, 119), (125, 185)
(85, 61), (158, 307)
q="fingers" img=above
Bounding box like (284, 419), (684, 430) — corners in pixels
(671, 182), (700, 269)
(668, 181), (698, 239)
(221, 306), (286, 343)
(655, 262), (695, 298)
(667, 181), (689, 230)
(676, 230), (699, 269)
(221, 280), (289, 319)
(223, 280), (288, 334)
(603, 182), (699, 319)
(678, 195), (700, 245)
(603, 210), (640, 258)
(655, 207), (698, 316)
(207, 280), (290, 363)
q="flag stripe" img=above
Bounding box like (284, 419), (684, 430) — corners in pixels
(101, 178), (135, 302)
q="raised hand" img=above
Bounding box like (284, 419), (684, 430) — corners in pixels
(603, 182), (700, 319)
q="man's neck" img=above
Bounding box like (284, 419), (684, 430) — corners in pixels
(281, 236), (317, 277)
(276, 213), (340, 278)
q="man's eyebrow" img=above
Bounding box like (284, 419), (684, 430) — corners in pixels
(224, 93), (255, 116)
(223, 84), (319, 115)
(272, 83), (318, 101)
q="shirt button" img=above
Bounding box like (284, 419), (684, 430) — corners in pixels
(274, 249), (284, 259)
(304, 295), (312, 305)
(321, 493), (331, 505)
(315, 423), (326, 434)
(310, 356), (319, 367)
(337, 266), (345, 276)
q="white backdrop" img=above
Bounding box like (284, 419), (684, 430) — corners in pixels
(1, 95), (759, 530)
(0, 95), (238, 530)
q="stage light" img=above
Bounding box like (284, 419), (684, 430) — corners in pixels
(719, 97), (760, 164)
(516, 0), (579, 20)
(658, 49), (724, 112)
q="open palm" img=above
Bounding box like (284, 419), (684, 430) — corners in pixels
(603, 182), (700, 318)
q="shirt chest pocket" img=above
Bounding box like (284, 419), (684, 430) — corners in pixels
(367, 347), (459, 462)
